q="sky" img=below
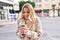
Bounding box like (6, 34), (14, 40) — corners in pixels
(14, 0), (20, 3)
(14, 0), (28, 3)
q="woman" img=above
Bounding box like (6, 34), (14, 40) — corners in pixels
(16, 3), (42, 40)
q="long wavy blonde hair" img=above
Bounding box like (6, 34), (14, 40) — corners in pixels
(18, 3), (36, 28)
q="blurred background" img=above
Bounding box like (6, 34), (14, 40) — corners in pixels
(0, 0), (60, 40)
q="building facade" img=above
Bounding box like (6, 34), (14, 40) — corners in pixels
(32, 0), (60, 17)
(0, 0), (14, 20)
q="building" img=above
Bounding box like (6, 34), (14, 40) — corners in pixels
(0, 0), (20, 21)
(0, 0), (14, 20)
(32, 0), (60, 17)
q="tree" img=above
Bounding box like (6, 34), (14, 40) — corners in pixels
(52, 4), (56, 9)
(19, 1), (35, 12)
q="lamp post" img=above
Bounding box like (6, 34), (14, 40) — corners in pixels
(52, 4), (56, 17)
(58, 3), (60, 16)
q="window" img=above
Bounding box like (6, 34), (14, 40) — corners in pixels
(9, 9), (19, 14)
(39, 0), (41, 2)
(43, 9), (49, 13)
(39, 4), (41, 7)
(51, 0), (54, 1)
(9, 9), (14, 13)
(43, 9), (49, 16)
(45, 0), (49, 1)
(58, 9), (60, 16)
(36, 0), (38, 2)
(36, 0), (41, 2)
(0, 11), (5, 20)
(35, 4), (41, 8)
(0, 7), (3, 10)
(7, 0), (14, 2)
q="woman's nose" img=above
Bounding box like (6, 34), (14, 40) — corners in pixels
(24, 13), (28, 15)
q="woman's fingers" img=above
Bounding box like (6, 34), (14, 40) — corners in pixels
(19, 26), (29, 35)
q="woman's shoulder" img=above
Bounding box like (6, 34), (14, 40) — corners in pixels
(35, 16), (42, 24)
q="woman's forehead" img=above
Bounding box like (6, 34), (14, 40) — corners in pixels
(23, 8), (29, 11)
(24, 7), (28, 9)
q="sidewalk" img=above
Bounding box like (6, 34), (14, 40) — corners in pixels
(0, 21), (18, 33)
(0, 17), (60, 40)
(0, 20), (17, 25)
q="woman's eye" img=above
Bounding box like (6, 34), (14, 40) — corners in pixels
(22, 11), (29, 13)
(23, 12), (25, 13)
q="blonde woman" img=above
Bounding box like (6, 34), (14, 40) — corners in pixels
(16, 3), (42, 40)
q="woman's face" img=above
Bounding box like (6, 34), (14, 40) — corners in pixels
(22, 7), (30, 19)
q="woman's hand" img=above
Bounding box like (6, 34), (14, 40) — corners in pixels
(19, 25), (29, 35)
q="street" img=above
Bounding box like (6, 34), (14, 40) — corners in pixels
(0, 17), (60, 40)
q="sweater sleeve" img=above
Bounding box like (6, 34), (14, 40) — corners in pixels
(35, 17), (42, 37)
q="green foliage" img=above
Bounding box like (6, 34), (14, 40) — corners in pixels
(52, 4), (56, 7)
(19, 1), (35, 12)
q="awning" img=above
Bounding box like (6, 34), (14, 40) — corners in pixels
(0, 1), (13, 6)
(35, 9), (42, 13)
